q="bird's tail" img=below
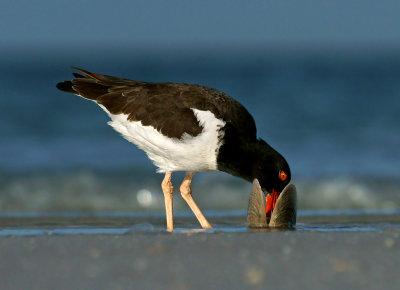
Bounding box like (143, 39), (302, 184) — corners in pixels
(56, 67), (109, 101)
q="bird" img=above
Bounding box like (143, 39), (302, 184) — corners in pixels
(57, 67), (291, 231)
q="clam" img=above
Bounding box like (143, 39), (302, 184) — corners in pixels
(247, 179), (297, 228)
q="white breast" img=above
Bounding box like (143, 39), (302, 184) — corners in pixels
(103, 107), (226, 173)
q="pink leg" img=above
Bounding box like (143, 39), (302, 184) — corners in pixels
(161, 172), (174, 231)
(179, 172), (212, 229)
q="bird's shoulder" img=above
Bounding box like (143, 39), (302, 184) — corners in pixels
(124, 82), (257, 140)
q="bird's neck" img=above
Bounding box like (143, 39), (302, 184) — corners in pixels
(217, 138), (270, 182)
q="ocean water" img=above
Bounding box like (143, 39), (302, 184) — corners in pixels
(1, 47), (399, 213)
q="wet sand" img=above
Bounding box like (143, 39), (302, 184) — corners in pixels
(0, 213), (399, 290)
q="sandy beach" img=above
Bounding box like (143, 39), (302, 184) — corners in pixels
(1, 214), (399, 290)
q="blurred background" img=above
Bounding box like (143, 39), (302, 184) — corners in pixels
(1, 0), (399, 214)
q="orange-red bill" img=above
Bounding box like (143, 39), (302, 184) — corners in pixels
(265, 189), (279, 218)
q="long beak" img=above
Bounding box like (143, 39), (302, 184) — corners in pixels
(265, 189), (279, 218)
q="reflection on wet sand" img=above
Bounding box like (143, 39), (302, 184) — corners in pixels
(0, 210), (400, 236)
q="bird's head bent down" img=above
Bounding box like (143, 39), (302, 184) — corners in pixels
(251, 144), (291, 219)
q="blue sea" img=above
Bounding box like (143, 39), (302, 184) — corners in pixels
(1, 47), (399, 213)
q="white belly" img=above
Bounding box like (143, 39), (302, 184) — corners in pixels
(105, 108), (226, 173)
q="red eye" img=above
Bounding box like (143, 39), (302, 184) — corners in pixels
(279, 171), (287, 181)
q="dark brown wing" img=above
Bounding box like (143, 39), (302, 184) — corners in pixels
(57, 67), (257, 140)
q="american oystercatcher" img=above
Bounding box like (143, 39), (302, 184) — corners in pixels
(57, 68), (291, 231)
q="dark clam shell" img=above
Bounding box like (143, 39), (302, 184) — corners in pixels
(247, 179), (267, 228)
(269, 184), (297, 228)
(247, 179), (297, 228)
